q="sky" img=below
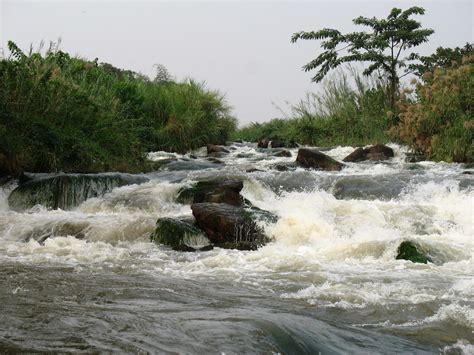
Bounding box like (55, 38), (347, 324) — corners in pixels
(1, 0), (472, 126)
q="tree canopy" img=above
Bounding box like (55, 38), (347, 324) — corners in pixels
(291, 7), (434, 108)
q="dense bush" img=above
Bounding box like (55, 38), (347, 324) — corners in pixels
(234, 70), (391, 146)
(0, 41), (236, 175)
(391, 56), (473, 162)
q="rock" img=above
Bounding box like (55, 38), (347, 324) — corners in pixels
(207, 144), (229, 155)
(8, 173), (149, 211)
(272, 149), (292, 157)
(177, 179), (244, 206)
(191, 202), (267, 248)
(405, 153), (426, 163)
(216, 242), (259, 251)
(246, 168), (263, 173)
(343, 144), (394, 162)
(150, 217), (210, 249)
(333, 176), (407, 201)
(172, 244), (197, 252)
(164, 160), (222, 171)
(269, 140), (285, 148)
(145, 158), (178, 171)
(296, 148), (344, 171)
(206, 157), (224, 164)
(342, 147), (365, 162)
(257, 139), (269, 148)
(396, 241), (431, 264)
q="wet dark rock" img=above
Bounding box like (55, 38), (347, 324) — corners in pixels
(207, 144), (229, 155)
(396, 241), (431, 264)
(342, 147), (365, 162)
(271, 162), (298, 172)
(237, 153), (254, 159)
(462, 171), (473, 175)
(172, 244), (197, 252)
(216, 241), (259, 251)
(206, 157), (224, 165)
(405, 153), (426, 163)
(296, 148), (344, 171)
(257, 139), (269, 148)
(273, 149), (292, 157)
(150, 217), (209, 249)
(246, 168), (264, 173)
(344, 144), (394, 162)
(269, 140), (285, 148)
(8, 173), (149, 211)
(191, 203), (268, 248)
(244, 205), (278, 224)
(177, 179), (244, 206)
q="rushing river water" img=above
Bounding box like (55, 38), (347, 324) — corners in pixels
(0, 143), (473, 353)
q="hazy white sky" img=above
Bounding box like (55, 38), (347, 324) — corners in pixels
(1, 0), (472, 125)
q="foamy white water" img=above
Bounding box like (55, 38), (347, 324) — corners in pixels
(0, 143), (472, 353)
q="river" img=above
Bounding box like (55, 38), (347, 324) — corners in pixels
(0, 143), (472, 353)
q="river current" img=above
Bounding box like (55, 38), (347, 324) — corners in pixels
(0, 143), (472, 353)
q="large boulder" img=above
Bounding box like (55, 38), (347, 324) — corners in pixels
(343, 144), (394, 162)
(150, 217), (211, 251)
(177, 179), (244, 206)
(396, 241), (431, 264)
(8, 173), (148, 211)
(207, 144), (229, 156)
(296, 148), (345, 171)
(191, 202), (268, 250)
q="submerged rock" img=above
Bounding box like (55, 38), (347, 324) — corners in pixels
(333, 176), (407, 200)
(396, 241), (431, 264)
(150, 217), (210, 249)
(191, 202), (268, 249)
(207, 144), (229, 156)
(296, 148), (344, 171)
(8, 173), (148, 211)
(272, 149), (292, 157)
(405, 153), (426, 163)
(177, 179), (244, 206)
(343, 144), (394, 162)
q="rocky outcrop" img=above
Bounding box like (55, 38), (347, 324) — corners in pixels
(257, 139), (269, 148)
(343, 144), (394, 162)
(191, 203), (268, 250)
(150, 217), (211, 251)
(8, 173), (148, 211)
(207, 144), (229, 156)
(177, 179), (244, 206)
(396, 241), (431, 264)
(296, 148), (344, 171)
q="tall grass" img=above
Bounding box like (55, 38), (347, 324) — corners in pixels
(233, 68), (391, 147)
(0, 41), (236, 175)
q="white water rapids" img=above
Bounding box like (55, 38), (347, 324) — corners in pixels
(0, 143), (472, 353)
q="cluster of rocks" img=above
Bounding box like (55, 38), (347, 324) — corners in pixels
(150, 178), (275, 252)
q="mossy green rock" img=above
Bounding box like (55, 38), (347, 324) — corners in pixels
(150, 218), (208, 248)
(396, 241), (431, 264)
(177, 179), (243, 206)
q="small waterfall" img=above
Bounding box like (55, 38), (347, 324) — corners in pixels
(8, 173), (149, 211)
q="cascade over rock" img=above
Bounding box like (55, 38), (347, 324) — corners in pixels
(296, 148), (345, 171)
(8, 173), (148, 211)
(150, 217), (210, 251)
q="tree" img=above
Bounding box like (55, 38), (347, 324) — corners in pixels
(291, 7), (434, 109)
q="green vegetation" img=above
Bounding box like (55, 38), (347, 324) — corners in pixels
(234, 69), (391, 147)
(392, 55), (473, 162)
(0, 41), (236, 176)
(236, 6), (472, 163)
(291, 6), (434, 109)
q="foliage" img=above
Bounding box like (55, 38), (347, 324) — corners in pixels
(291, 7), (434, 108)
(391, 56), (473, 162)
(234, 69), (391, 146)
(0, 41), (236, 175)
(410, 43), (473, 76)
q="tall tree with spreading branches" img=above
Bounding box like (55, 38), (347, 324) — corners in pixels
(291, 7), (434, 110)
